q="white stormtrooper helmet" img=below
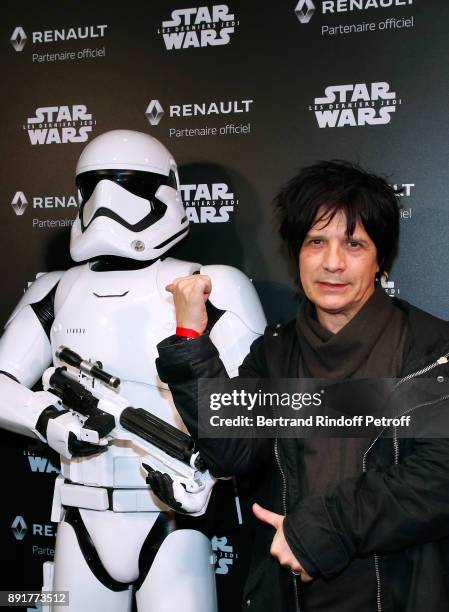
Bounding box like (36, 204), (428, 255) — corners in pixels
(70, 130), (189, 261)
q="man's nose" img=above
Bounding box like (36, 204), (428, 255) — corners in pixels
(322, 244), (345, 272)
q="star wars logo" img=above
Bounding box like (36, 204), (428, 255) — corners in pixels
(181, 183), (237, 223)
(310, 82), (400, 128)
(24, 451), (60, 474)
(11, 191), (79, 216)
(211, 535), (236, 574)
(24, 105), (95, 145)
(159, 5), (238, 50)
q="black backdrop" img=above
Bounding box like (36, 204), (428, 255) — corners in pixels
(1, 1), (448, 610)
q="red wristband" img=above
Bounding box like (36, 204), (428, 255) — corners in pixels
(176, 326), (201, 339)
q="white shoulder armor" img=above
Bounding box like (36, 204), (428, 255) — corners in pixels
(201, 264), (266, 334)
(0, 272), (63, 386)
(200, 265), (266, 377)
(6, 271), (64, 328)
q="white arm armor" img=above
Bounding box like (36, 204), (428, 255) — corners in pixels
(0, 271), (63, 439)
(0, 375), (59, 441)
(200, 264), (266, 376)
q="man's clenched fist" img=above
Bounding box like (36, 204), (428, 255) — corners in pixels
(166, 274), (212, 334)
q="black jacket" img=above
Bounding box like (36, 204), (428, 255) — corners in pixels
(157, 298), (449, 612)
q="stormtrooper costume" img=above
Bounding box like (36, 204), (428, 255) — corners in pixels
(0, 130), (266, 611)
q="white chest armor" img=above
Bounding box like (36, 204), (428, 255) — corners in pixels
(51, 257), (200, 488)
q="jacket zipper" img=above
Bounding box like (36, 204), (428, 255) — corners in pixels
(274, 436), (301, 612)
(362, 352), (449, 612)
(274, 350), (448, 612)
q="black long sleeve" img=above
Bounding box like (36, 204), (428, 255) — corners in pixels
(156, 332), (272, 477)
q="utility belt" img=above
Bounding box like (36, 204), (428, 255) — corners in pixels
(52, 476), (167, 517)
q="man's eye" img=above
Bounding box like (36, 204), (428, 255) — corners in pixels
(310, 239), (322, 245)
(348, 241), (360, 248)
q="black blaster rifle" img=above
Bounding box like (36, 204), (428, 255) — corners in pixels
(42, 346), (206, 487)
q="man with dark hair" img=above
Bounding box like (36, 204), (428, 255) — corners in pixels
(153, 160), (449, 612)
(275, 160), (399, 276)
